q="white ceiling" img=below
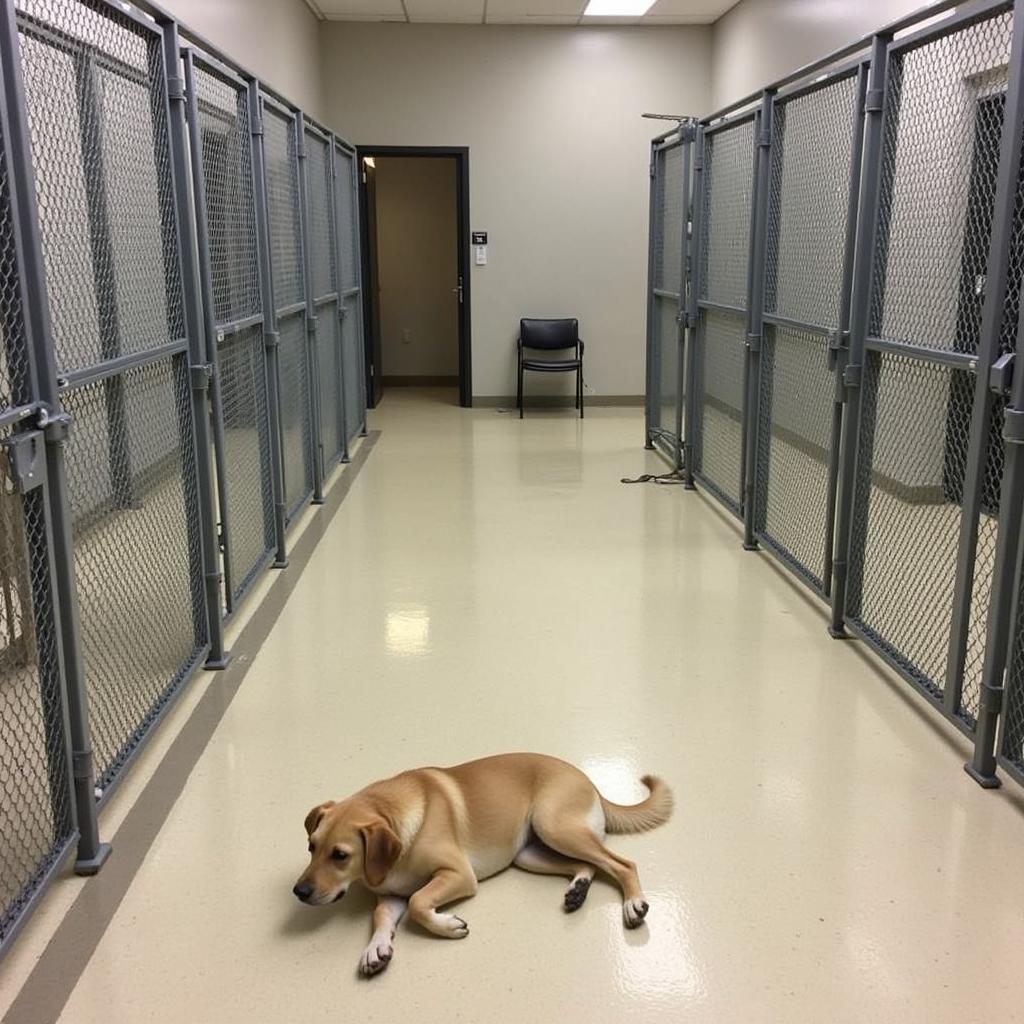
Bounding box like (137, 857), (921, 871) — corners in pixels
(305, 0), (736, 25)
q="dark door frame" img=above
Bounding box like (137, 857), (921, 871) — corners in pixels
(356, 145), (472, 408)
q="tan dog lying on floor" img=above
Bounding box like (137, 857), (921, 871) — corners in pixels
(292, 752), (673, 976)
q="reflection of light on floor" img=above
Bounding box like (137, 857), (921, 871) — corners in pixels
(579, 756), (643, 804)
(385, 606), (430, 656)
(610, 892), (708, 1008)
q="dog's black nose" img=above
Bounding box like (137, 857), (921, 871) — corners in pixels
(293, 882), (314, 902)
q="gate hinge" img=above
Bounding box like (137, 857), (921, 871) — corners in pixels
(990, 352), (1014, 394)
(681, 124), (696, 144)
(249, 114), (264, 138)
(1004, 407), (1024, 445)
(71, 747), (94, 781)
(827, 329), (849, 370)
(306, 314), (319, 334)
(746, 332), (762, 353)
(757, 129), (771, 149)
(264, 329), (279, 349)
(338, 305), (347, 321)
(296, 133), (307, 160)
(978, 679), (1004, 714)
(166, 75), (185, 103)
(1, 430), (45, 493)
(865, 89), (884, 113)
(843, 363), (862, 389)
(190, 363), (213, 390)
(685, 311), (699, 330)
(649, 162), (655, 179)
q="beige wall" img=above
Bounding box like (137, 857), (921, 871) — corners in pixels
(375, 157), (460, 378)
(710, 0), (921, 111)
(321, 24), (711, 400)
(161, 0), (325, 121)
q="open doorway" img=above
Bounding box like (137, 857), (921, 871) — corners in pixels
(358, 146), (472, 408)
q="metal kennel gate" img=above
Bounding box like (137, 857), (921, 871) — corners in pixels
(644, 126), (690, 468)
(648, 0), (1024, 789)
(300, 118), (348, 478)
(185, 50), (285, 612)
(752, 66), (865, 594)
(334, 138), (367, 443)
(691, 112), (755, 515)
(0, 0), (366, 960)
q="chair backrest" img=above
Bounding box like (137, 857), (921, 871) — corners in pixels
(520, 318), (578, 350)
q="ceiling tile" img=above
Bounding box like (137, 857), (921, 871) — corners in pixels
(485, 13), (579, 20)
(318, 0), (405, 16)
(407, 0), (485, 20)
(486, 0), (583, 14)
(645, 0), (734, 18)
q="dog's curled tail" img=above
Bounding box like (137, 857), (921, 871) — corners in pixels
(600, 775), (673, 834)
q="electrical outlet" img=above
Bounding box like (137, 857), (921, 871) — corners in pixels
(583, 382), (595, 395)
(401, 329), (412, 345)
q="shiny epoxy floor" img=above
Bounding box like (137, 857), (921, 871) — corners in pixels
(35, 391), (1024, 1021)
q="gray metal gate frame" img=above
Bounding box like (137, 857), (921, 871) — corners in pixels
(658, 0), (1024, 790)
(0, 0), (366, 960)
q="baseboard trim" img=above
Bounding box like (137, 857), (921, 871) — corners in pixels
(475, 395), (644, 408)
(381, 375), (459, 387)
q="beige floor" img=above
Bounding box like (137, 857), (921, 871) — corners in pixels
(10, 388), (1024, 1023)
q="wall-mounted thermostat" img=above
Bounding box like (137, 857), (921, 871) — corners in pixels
(472, 231), (488, 266)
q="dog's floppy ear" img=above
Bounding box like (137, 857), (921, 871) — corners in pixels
(304, 800), (335, 836)
(360, 820), (402, 887)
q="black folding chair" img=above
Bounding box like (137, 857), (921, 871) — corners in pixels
(516, 318), (585, 419)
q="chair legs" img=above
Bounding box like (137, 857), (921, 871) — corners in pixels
(578, 365), (584, 419)
(518, 354), (524, 419)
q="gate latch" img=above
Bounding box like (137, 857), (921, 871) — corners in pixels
(990, 352), (1014, 394)
(746, 332), (762, 353)
(190, 363), (213, 391)
(1, 430), (44, 493)
(842, 363), (862, 389)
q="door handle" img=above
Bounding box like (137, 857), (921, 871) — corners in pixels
(452, 277), (463, 304)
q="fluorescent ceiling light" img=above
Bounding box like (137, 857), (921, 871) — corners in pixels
(583, 0), (655, 15)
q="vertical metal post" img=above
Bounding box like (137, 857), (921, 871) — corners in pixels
(644, 140), (658, 450)
(683, 126), (705, 490)
(295, 111), (325, 503)
(158, 19), (229, 668)
(965, 2), (1024, 786)
(248, 81), (289, 565)
(0, 0), (110, 873)
(946, 0), (1024, 727)
(674, 130), (691, 473)
(349, 148), (369, 436)
(743, 91), (774, 550)
(823, 63), (869, 598)
(181, 50), (234, 609)
(830, 34), (890, 638)
(331, 135), (356, 460)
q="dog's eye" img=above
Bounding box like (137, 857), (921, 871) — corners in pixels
(331, 849), (348, 862)
(308, 842), (315, 854)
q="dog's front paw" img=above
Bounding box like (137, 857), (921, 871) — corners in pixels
(359, 939), (394, 977)
(622, 897), (649, 929)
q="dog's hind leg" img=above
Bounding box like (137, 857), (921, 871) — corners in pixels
(360, 895), (407, 977)
(408, 866), (477, 938)
(531, 812), (649, 928)
(513, 843), (596, 912)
